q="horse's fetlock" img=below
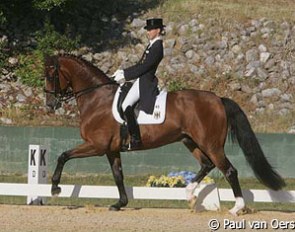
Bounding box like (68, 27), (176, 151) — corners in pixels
(58, 152), (68, 164)
(52, 176), (59, 184)
(226, 166), (237, 178)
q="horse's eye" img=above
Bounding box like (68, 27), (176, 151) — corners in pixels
(46, 67), (55, 82)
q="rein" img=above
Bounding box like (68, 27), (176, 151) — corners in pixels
(45, 80), (118, 103)
(74, 81), (118, 100)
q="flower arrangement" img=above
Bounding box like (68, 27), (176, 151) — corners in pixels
(201, 176), (215, 184)
(146, 171), (215, 188)
(168, 171), (215, 185)
(146, 175), (186, 188)
(168, 171), (197, 185)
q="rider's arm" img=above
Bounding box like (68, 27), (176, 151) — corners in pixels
(124, 40), (163, 81)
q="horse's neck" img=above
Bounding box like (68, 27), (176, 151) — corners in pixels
(65, 63), (107, 92)
(61, 58), (115, 114)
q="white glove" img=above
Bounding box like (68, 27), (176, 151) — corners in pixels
(113, 69), (125, 84)
(112, 69), (123, 77)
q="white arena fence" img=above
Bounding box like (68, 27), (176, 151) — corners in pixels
(0, 183), (294, 211)
(0, 145), (294, 211)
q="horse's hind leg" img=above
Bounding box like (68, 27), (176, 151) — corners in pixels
(107, 152), (128, 211)
(183, 139), (215, 200)
(213, 155), (245, 215)
(191, 154), (215, 184)
(183, 138), (215, 183)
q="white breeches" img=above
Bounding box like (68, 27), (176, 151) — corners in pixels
(122, 79), (140, 112)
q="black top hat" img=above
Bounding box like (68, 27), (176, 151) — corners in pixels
(144, 18), (165, 30)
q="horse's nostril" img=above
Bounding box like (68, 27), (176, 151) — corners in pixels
(45, 97), (61, 111)
(54, 101), (62, 110)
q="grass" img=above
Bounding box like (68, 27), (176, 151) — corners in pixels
(2, 92), (294, 133)
(0, 105), (79, 127)
(249, 110), (295, 133)
(152, 0), (295, 23)
(0, 174), (294, 212)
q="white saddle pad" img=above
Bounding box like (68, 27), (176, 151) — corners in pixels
(112, 87), (168, 125)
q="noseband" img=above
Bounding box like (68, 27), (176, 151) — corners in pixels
(44, 59), (117, 104)
(44, 60), (73, 102)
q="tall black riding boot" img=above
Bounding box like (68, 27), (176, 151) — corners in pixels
(123, 106), (142, 150)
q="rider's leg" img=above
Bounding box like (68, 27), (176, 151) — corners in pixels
(122, 79), (140, 111)
(122, 79), (142, 150)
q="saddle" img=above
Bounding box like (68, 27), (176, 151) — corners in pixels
(112, 83), (168, 125)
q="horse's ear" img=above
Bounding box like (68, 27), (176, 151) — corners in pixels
(44, 53), (57, 67)
(44, 53), (51, 65)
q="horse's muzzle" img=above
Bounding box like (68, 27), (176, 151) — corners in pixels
(45, 94), (62, 111)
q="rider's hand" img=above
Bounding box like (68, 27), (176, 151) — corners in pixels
(112, 69), (123, 77)
(113, 69), (125, 84)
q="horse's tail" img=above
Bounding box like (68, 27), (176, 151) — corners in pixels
(221, 97), (285, 190)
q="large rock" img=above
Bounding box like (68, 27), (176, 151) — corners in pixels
(261, 88), (281, 98)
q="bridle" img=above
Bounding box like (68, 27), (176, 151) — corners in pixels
(44, 59), (118, 104)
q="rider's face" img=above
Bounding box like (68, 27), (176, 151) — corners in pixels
(147, 28), (161, 40)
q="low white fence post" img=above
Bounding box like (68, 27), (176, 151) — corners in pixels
(27, 144), (48, 205)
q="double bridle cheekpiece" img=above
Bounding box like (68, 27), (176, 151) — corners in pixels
(44, 59), (117, 104)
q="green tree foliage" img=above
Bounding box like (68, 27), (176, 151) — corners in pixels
(35, 20), (80, 55)
(33, 0), (68, 11)
(15, 50), (44, 87)
(0, 10), (6, 25)
(0, 0), (81, 86)
(0, 38), (8, 69)
(15, 20), (81, 87)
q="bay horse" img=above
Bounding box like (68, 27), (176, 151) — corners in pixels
(44, 54), (285, 215)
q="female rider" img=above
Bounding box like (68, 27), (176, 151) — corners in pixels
(113, 18), (165, 150)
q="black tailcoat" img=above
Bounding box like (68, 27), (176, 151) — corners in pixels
(124, 39), (163, 114)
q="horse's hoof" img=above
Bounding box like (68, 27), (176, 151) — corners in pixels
(51, 186), (61, 196)
(185, 182), (199, 201)
(109, 200), (128, 211)
(109, 205), (121, 211)
(188, 196), (197, 212)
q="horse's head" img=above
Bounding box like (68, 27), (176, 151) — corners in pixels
(44, 54), (117, 111)
(44, 55), (73, 110)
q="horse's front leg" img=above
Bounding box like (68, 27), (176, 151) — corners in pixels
(107, 152), (128, 211)
(51, 142), (99, 196)
(51, 150), (69, 195)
